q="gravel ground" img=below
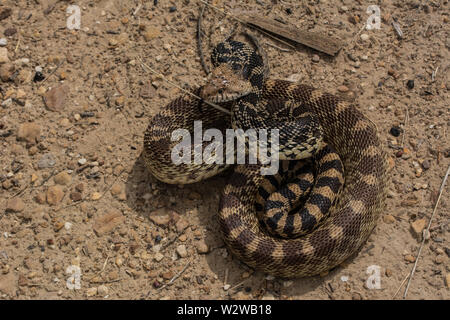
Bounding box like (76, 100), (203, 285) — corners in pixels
(0, 0), (449, 300)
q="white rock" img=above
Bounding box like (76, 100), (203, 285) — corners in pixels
(360, 34), (370, 41)
(78, 158), (87, 165)
(286, 73), (302, 82)
(0, 38), (7, 47)
(14, 58), (30, 65)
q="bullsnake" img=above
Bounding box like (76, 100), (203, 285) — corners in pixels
(143, 39), (389, 277)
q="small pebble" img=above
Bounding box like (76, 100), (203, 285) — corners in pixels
(262, 293), (276, 300)
(115, 257), (123, 267)
(43, 84), (69, 111)
(97, 285), (109, 296)
(196, 241), (209, 254)
(143, 27), (160, 41)
(0, 62), (14, 81)
(0, 38), (7, 46)
(169, 6), (177, 12)
(435, 255), (445, 264)
(383, 214), (396, 224)
(390, 126), (402, 137)
(0, 47), (9, 63)
(360, 33), (370, 41)
(46, 186), (64, 205)
(406, 80), (414, 89)
(421, 160), (431, 170)
(70, 192), (82, 202)
(411, 219), (427, 238)
(37, 153), (56, 169)
(75, 183), (84, 193)
(54, 171), (71, 185)
(86, 287), (97, 297)
(4, 27), (16, 37)
(154, 252), (164, 262)
(17, 122), (41, 144)
(162, 271), (173, 280)
(78, 158), (87, 165)
(33, 71), (45, 82)
(176, 245), (188, 258)
(91, 192), (102, 201)
(6, 198), (25, 213)
(337, 85), (349, 93)
(93, 210), (125, 235)
(312, 54), (320, 63)
(14, 58), (30, 66)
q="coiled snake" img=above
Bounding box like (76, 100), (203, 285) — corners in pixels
(143, 40), (389, 277)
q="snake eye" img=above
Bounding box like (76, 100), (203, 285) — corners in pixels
(218, 89), (224, 94)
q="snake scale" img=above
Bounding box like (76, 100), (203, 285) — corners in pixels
(143, 39), (389, 277)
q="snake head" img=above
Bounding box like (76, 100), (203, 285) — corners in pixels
(200, 64), (253, 103)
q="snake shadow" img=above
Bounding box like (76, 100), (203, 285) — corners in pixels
(125, 153), (362, 299)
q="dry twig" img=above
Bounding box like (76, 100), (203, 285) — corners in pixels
(401, 106), (409, 148)
(158, 260), (191, 291)
(138, 57), (231, 115)
(197, 3), (210, 75)
(403, 164), (450, 299)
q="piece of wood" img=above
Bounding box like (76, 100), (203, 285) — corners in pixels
(239, 14), (342, 56)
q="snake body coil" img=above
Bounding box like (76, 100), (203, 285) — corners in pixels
(143, 40), (389, 277)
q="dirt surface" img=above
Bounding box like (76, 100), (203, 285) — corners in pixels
(0, 0), (449, 300)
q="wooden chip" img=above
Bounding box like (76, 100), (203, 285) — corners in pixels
(238, 14), (342, 56)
